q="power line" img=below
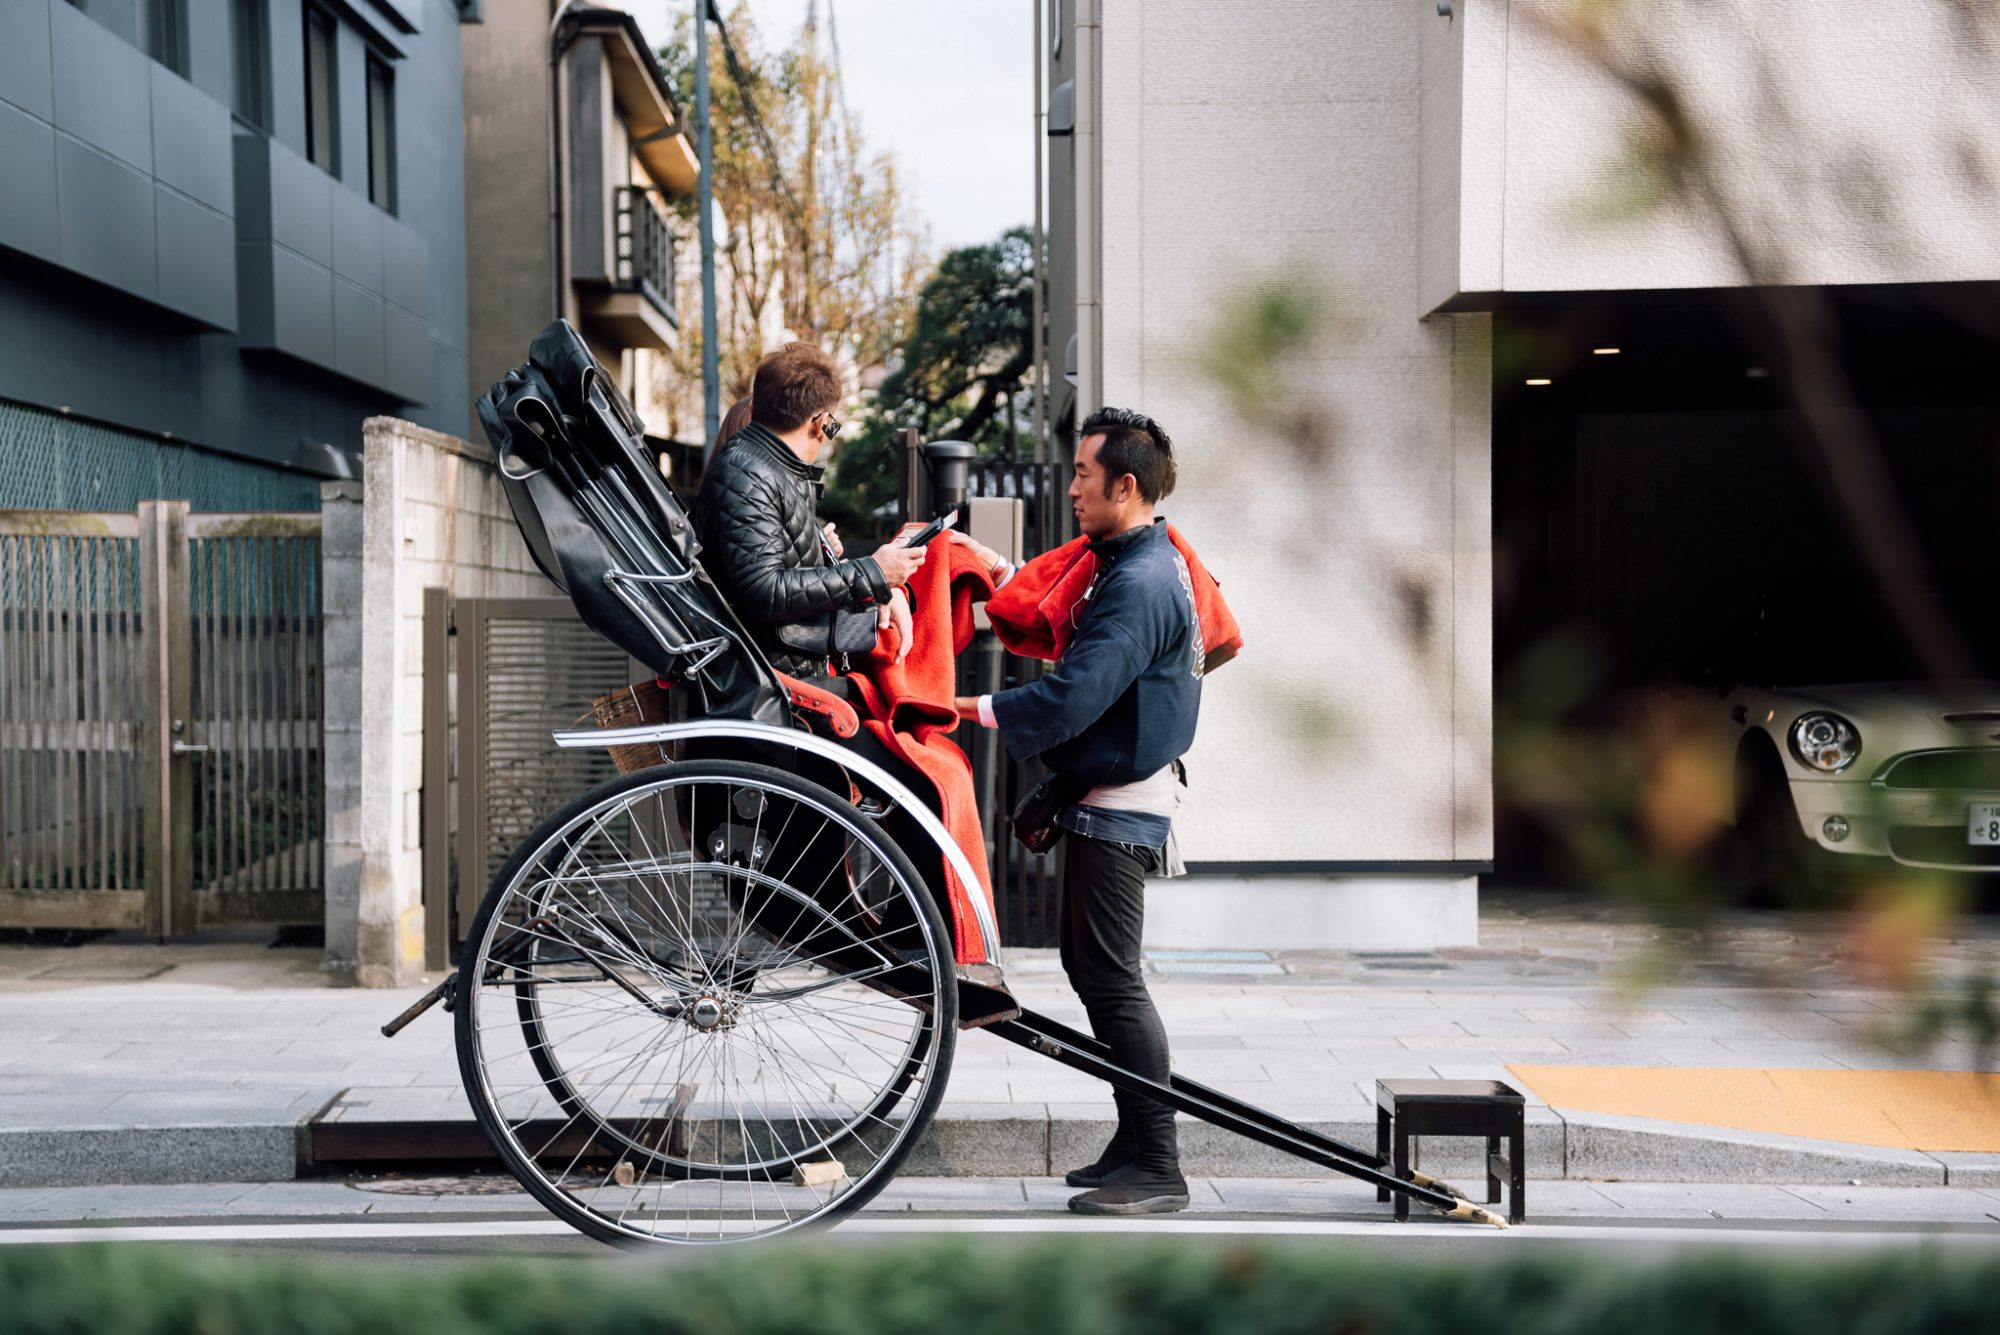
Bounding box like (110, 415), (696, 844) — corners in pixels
(825, 0), (854, 149)
(709, 11), (807, 226)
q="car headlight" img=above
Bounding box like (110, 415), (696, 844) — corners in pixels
(1788, 712), (1861, 773)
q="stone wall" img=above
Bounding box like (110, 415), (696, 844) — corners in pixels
(321, 416), (553, 985)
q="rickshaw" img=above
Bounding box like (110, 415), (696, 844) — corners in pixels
(380, 322), (1507, 1246)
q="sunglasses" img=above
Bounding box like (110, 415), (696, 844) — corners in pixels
(817, 413), (843, 440)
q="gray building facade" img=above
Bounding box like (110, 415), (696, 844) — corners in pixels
(0, 0), (471, 510)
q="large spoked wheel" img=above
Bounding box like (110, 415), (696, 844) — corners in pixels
(454, 759), (958, 1248)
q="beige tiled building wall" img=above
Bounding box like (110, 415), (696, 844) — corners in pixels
(1421, 0), (2000, 305)
(1091, 1), (1493, 890)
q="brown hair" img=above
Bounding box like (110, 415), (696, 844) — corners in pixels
(750, 342), (842, 433)
(712, 397), (753, 455)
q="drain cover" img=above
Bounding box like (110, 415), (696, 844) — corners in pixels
(1151, 960), (1286, 976)
(1355, 952), (1449, 971)
(355, 1175), (531, 1196)
(1148, 950), (1275, 963)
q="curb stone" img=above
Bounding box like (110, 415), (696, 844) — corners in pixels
(0, 1107), (1970, 1191)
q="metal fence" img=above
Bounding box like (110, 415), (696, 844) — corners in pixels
(0, 504), (323, 934)
(0, 514), (143, 917)
(0, 400), (325, 512)
(613, 185), (677, 326)
(422, 593), (637, 967)
(186, 516), (324, 925)
(906, 448), (1075, 947)
(969, 456), (1074, 561)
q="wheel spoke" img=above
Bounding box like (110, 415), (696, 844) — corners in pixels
(456, 762), (958, 1246)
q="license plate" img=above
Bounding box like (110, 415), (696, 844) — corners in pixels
(1970, 804), (2000, 845)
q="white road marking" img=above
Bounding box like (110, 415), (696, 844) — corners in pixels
(0, 1216), (1992, 1247)
(0, 1220), (576, 1246)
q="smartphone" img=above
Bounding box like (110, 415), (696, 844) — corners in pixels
(902, 508), (960, 549)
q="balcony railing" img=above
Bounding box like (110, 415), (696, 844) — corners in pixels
(612, 186), (678, 328)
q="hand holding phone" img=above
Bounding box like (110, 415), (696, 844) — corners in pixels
(902, 508), (959, 549)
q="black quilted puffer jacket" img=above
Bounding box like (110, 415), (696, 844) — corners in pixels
(693, 422), (889, 674)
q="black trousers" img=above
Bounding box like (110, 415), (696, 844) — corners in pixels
(1059, 832), (1178, 1175)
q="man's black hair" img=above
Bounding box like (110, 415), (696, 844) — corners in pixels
(1079, 406), (1176, 503)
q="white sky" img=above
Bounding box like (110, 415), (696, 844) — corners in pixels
(621, 0), (1036, 250)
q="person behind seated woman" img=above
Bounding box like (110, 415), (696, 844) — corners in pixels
(694, 343), (923, 677)
(709, 395), (754, 463)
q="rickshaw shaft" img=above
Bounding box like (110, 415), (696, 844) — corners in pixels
(1009, 1010), (1402, 1174)
(987, 1009), (1462, 1214)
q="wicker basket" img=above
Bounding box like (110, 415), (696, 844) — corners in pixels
(591, 678), (675, 774)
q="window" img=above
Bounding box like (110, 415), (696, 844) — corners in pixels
(232, 0), (269, 129)
(304, 5), (337, 173)
(366, 55), (395, 211)
(148, 0), (188, 76)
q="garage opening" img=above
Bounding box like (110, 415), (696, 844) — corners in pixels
(1490, 282), (2000, 888)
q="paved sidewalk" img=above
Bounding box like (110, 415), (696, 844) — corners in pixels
(1, 894), (1994, 1190)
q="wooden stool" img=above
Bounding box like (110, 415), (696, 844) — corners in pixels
(1374, 1079), (1525, 1224)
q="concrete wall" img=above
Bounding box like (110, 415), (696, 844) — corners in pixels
(1421, 0), (2000, 305)
(462, 0), (558, 426)
(321, 416), (553, 985)
(1089, 2), (1491, 902)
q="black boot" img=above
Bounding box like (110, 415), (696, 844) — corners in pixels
(1067, 1162), (1190, 1216)
(1064, 1127), (1134, 1188)
(1069, 1104), (1185, 1215)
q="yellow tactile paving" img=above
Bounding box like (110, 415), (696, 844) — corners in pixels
(1506, 1067), (2000, 1151)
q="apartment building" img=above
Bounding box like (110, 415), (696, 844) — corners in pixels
(461, 2), (697, 460)
(0, 0), (471, 510)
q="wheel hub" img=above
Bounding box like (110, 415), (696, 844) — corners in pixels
(687, 994), (735, 1031)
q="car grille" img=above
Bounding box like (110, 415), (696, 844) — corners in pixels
(1888, 826), (2000, 867)
(1874, 749), (2000, 790)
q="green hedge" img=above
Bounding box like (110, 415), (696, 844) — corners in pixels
(2, 1237), (1996, 1335)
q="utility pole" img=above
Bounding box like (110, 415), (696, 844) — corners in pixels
(802, 0), (821, 334)
(1075, 0), (1099, 426)
(1031, 0), (1048, 544)
(696, 0), (721, 451)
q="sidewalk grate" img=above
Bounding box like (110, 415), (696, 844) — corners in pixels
(1147, 951), (1286, 977)
(1151, 961), (1287, 976)
(1148, 950), (1276, 962)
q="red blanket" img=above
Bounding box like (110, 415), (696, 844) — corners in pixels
(985, 526), (1244, 671)
(842, 539), (998, 966)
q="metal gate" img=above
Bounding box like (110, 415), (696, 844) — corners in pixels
(0, 503), (323, 934)
(421, 593), (636, 967)
(966, 456), (1074, 946)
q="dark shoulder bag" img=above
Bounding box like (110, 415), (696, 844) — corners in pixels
(1010, 771), (1095, 853)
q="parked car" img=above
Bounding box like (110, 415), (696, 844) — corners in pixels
(1657, 589), (2000, 883)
